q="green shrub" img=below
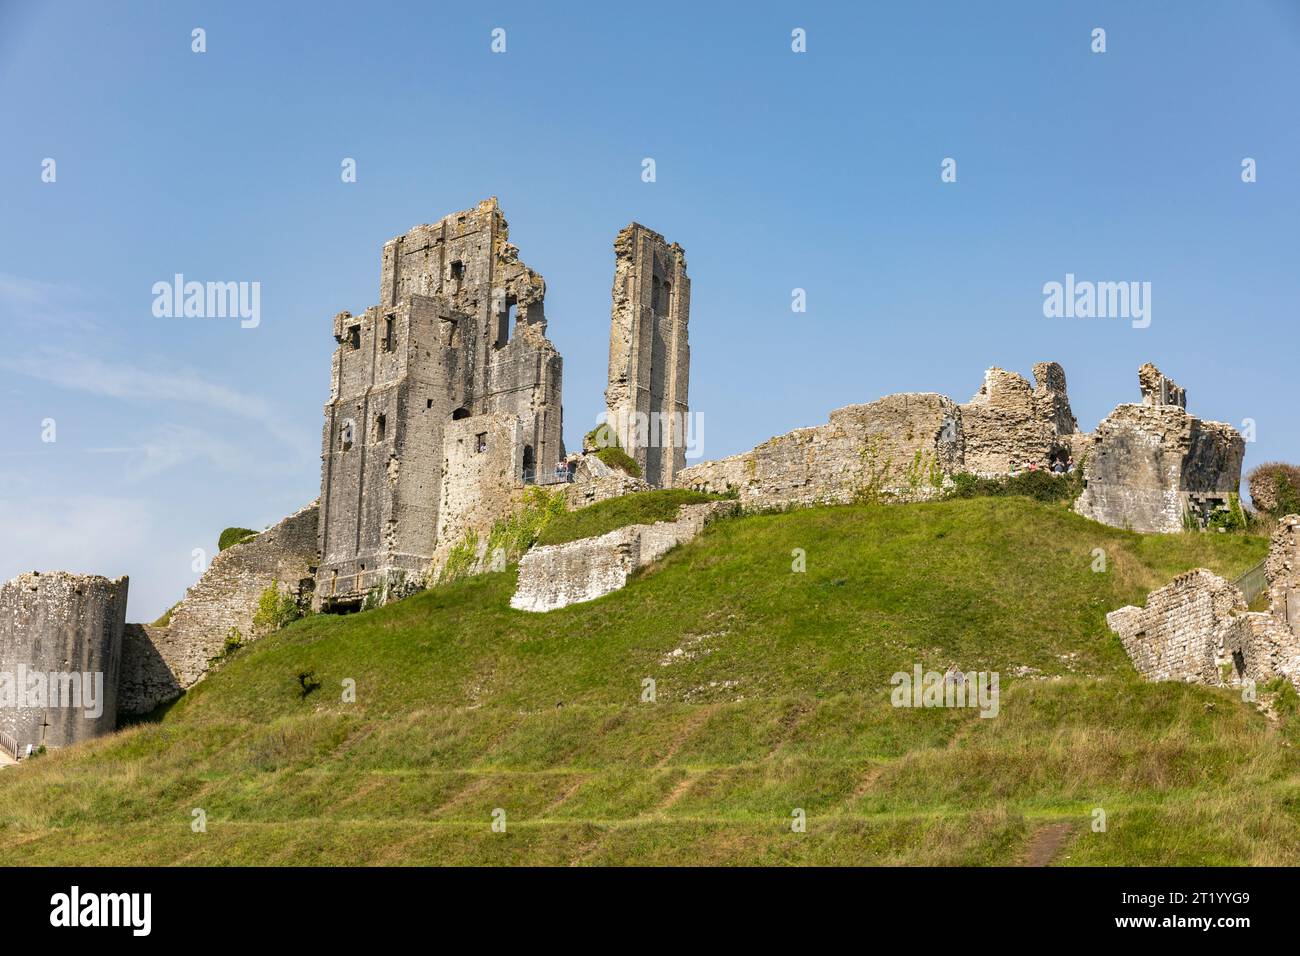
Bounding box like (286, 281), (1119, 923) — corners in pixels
(1247, 462), (1300, 516)
(1207, 494), (1247, 534)
(209, 627), (245, 665)
(252, 581), (301, 634)
(1273, 472), (1300, 518)
(947, 466), (1083, 505)
(218, 527), (258, 552)
(296, 670), (321, 699)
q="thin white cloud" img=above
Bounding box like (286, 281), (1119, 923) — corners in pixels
(86, 423), (295, 481)
(0, 349), (314, 459)
(0, 273), (99, 331)
(0, 494), (193, 622)
(0, 495), (152, 583)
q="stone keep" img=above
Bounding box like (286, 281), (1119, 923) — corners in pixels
(317, 198), (564, 609)
(605, 223), (690, 488)
(0, 572), (127, 753)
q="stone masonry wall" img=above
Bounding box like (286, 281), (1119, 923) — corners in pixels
(1075, 363), (1243, 533)
(605, 222), (690, 488)
(0, 571), (128, 753)
(1073, 403), (1244, 533)
(1107, 568), (1300, 690)
(511, 501), (736, 612)
(1106, 570), (1248, 684)
(318, 198), (563, 609)
(1266, 515), (1300, 638)
(676, 392), (962, 509)
(430, 413), (527, 573)
(118, 502), (319, 715)
(958, 362), (1080, 475)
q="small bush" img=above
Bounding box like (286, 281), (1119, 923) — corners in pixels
(209, 627), (245, 665)
(296, 670), (321, 699)
(1207, 494), (1247, 534)
(218, 527), (258, 552)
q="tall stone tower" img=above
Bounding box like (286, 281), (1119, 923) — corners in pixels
(604, 223), (690, 487)
(317, 198), (564, 609)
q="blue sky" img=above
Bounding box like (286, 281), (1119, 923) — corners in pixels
(2, 0), (1298, 620)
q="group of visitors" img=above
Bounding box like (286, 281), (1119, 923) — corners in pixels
(1011, 456), (1075, 476)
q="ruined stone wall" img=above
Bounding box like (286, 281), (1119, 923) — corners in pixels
(511, 501), (735, 612)
(1107, 568), (1300, 689)
(1139, 362), (1186, 408)
(118, 503), (318, 715)
(676, 393), (962, 509)
(0, 572), (127, 752)
(605, 223), (690, 488)
(319, 298), (453, 604)
(1106, 570), (1246, 684)
(1074, 403), (1244, 533)
(958, 363), (1080, 475)
(431, 413), (526, 570)
(318, 199), (563, 607)
(1266, 515), (1300, 638)
(563, 472), (653, 510)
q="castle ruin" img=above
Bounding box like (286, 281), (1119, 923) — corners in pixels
(1107, 513), (1300, 692)
(316, 198), (564, 610)
(1074, 363), (1244, 533)
(0, 198), (1264, 754)
(604, 223), (691, 488)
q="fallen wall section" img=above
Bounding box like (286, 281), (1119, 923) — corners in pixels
(511, 501), (736, 612)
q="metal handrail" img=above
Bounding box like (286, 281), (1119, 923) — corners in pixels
(1234, 558), (1269, 606)
(0, 731), (21, 761)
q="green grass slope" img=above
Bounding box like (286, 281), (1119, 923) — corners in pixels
(1, 497), (1289, 866)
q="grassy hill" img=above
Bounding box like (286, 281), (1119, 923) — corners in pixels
(1, 496), (1292, 866)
